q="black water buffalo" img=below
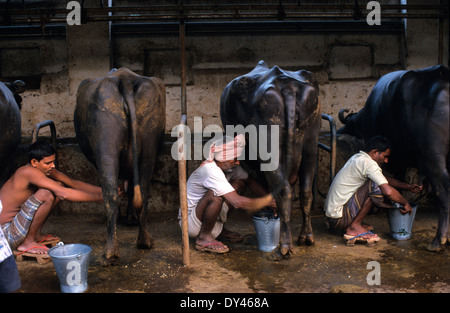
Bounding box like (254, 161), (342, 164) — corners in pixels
(339, 65), (449, 252)
(220, 61), (321, 259)
(0, 80), (25, 185)
(74, 68), (166, 262)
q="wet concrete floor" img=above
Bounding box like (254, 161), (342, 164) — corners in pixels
(13, 204), (449, 295)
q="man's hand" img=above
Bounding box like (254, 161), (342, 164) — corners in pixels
(399, 202), (413, 215)
(269, 198), (278, 217)
(408, 184), (423, 194)
(269, 198), (277, 208)
(118, 185), (126, 197)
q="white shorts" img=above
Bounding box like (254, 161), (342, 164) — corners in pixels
(179, 203), (229, 239)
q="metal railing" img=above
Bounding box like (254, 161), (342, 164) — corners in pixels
(31, 119), (58, 168)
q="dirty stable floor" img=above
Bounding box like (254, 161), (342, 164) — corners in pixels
(11, 204), (449, 302)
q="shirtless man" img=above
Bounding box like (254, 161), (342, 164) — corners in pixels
(0, 140), (103, 255)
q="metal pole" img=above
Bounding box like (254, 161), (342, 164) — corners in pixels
(319, 114), (336, 182)
(437, 0), (444, 65)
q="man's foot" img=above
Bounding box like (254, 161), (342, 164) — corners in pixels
(217, 228), (243, 243)
(344, 231), (380, 246)
(343, 231), (378, 240)
(361, 222), (374, 231)
(195, 240), (229, 254)
(17, 242), (49, 255)
(346, 223), (378, 239)
(37, 234), (60, 243)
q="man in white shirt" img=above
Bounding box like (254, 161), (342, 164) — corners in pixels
(324, 136), (423, 244)
(180, 134), (276, 253)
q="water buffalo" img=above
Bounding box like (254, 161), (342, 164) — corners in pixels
(0, 80), (25, 185)
(338, 65), (449, 252)
(74, 67), (166, 262)
(220, 60), (321, 260)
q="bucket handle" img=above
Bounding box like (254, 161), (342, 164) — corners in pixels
(50, 242), (84, 259)
(48, 241), (64, 256)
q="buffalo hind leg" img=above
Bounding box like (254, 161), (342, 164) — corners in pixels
(297, 188), (315, 246)
(422, 156), (449, 252)
(103, 197), (121, 265)
(267, 183), (293, 261)
(135, 160), (155, 250)
(296, 149), (317, 246)
(135, 196), (154, 250)
(96, 146), (122, 264)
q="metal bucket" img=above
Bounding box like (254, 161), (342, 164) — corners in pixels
(48, 243), (91, 293)
(387, 203), (418, 240)
(252, 210), (280, 252)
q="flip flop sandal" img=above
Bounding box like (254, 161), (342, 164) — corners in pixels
(195, 242), (229, 254)
(16, 245), (49, 255)
(14, 245), (51, 264)
(38, 234), (61, 247)
(344, 232), (380, 247)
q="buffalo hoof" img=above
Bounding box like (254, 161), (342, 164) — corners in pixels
(266, 245), (291, 261)
(297, 234), (315, 246)
(104, 241), (120, 265)
(101, 254), (120, 266)
(426, 236), (446, 252)
(137, 232), (154, 250)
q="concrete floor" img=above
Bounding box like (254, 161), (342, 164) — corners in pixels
(13, 203), (449, 297)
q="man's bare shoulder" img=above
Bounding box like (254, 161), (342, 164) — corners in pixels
(0, 165), (38, 201)
(11, 164), (49, 186)
(14, 164), (41, 177)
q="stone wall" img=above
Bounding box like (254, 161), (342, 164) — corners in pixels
(1, 0), (447, 214)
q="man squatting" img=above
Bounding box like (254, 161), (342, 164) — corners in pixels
(0, 141), (103, 292)
(325, 136), (423, 244)
(179, 134), (277, 253)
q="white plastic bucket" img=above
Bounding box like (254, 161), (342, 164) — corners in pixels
(48, 243), (91, 293)
(387, 203), (418, 240)
(252, 210), (280, 252)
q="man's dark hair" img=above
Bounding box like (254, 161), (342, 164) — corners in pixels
(363, 136), (391, 153)
(27, 140), (56, 163)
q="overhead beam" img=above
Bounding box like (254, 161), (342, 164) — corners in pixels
(0, 3), (447, 26)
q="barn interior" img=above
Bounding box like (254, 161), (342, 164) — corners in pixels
(0, 0), (449, 295)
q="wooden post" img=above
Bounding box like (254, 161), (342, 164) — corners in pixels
(178, 114), (189, 266)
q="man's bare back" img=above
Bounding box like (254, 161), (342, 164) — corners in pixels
(0, 165), (41, 225)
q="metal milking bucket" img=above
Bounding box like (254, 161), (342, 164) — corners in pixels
(48, 242), (92, 293)
(387, 202), (418, 240)
(252, 210), (280, 252)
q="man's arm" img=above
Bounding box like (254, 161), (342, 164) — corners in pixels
(385, 176), (423, 193)
(26, 168), (103, 202)
(378, 183), (412, 214)
(222, 191), (273, 215)
(50, 169), (102, 194)
(243, 176), (277, 212)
